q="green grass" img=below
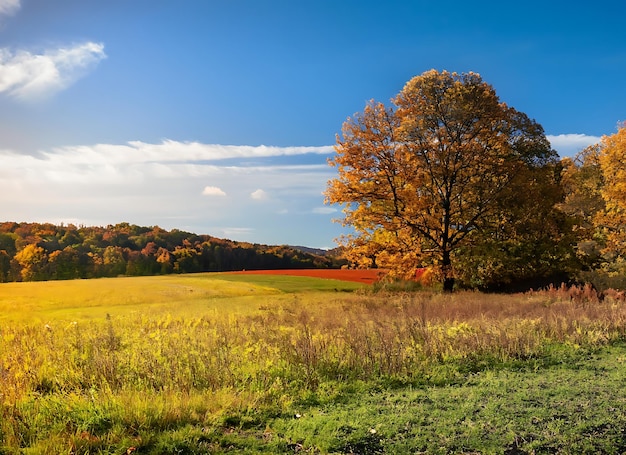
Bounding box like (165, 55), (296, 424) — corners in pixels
(268, 343), (626, 454)
(2, 274), (626, 453)
(212, 273), (365, 293)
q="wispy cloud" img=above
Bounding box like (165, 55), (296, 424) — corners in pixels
(0, 140), (333, 184)
(0, 42), (106, 100)
(114, 140), (332, 162)
(0, 0), (19, 18)
(11, 141), (333, 172)
(0, 141), (337, 239)
(547, 134), (601, 157)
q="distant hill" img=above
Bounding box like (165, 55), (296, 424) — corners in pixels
(289, 245), (329, 256)
(0, 221), (346, 283)
(290, 245), (345, 257)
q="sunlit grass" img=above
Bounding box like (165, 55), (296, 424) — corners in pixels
(0, 272), (360, 323)
(212, 273), (365, 293)
(2, 275), (626, 453)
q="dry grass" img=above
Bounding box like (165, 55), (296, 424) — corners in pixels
(2, 276), (626, 452)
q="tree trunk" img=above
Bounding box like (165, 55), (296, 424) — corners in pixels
(441, 248), (455, 292)
(443, 276), (455, 292)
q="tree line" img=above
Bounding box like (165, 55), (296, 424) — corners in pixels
(0, 222), (342, 282)
(325, 69), (626, 292)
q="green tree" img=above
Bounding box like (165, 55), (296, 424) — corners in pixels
(59, 226), (82, 248)
(47, 247), (82, 280)
(325, 70), (562, 291)
(0, 232), (17, 256)
(173, 247), (200, 273)
(103, 246), (126, 277)
(0, 250), (11, 282)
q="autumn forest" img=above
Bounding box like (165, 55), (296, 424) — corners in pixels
(0, 221), (341, 283)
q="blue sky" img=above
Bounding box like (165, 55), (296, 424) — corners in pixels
(0, 0), (624, 248)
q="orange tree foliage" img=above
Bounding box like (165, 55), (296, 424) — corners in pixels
(325, 70), (567, 291)
(597, 123), (626, 257)
(556, 124), (626, 290)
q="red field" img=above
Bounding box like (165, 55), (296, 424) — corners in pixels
(228, 268), (384, 284)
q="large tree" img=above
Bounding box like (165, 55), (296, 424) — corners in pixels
(325, 70), (562, 291)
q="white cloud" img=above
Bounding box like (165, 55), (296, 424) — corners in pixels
(0, 141), (334, 188)
(0, 141), (341, 245)
(202, 186), (227, 197)
(0, 0), (19, 17)
(0, 41), (106, 100)
(124, 141), (333, 161)
(33, 141), (332, 169)
(547, 134), (601, 157)
(250, 189), (268, 200)
(0, 144), (334, 192)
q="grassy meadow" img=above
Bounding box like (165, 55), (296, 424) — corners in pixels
(2, 273), (626, 453)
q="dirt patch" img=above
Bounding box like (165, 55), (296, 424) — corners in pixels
(227, 269), (384, 284)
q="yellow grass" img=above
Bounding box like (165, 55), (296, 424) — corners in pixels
(2, 274), (626, 453)
(0, 273), (284, 323)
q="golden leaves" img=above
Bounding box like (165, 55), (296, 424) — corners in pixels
(597, 124), (626, 255)
(324, 70), (558, 287)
